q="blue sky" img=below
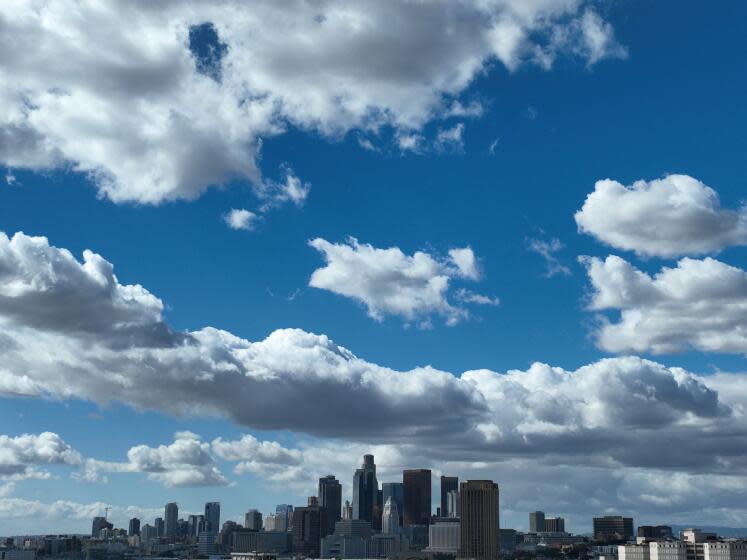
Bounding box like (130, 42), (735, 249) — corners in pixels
(1, 0), (747, 536)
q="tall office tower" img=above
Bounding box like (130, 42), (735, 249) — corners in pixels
(382, 498), (400, 534)
(382, 482), (404, 527)
(403, 469), (432, 527)
(342, 500), (353, 521)
(276, 504), (293, 532)
(459, 480), (500, 560)
(245, 509), (263, 531)
(188, 515), (204, 537)
(353, 454), (378, 524)
(205, 502), (221, 534)
(92, 517), (112, 538)
(440, 476), (458, 518)
(592, 516), (634, 543)
(292, 499), (325, 557)
(165, 502), (178, 537)
(128, 518), (141, 536)
(447, 490), (460, 518)
(155, 517), (165, 537)
(529, 511), (545, 533)
(544, 517), (565, 533)
(319, 475), (342, 537)
(141, 524), (158, 541)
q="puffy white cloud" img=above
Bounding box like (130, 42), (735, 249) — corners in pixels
(83, 432), (229, 487)
(224, 209), (258, 231)
(575, 174), (747, 258)
(308, 238), (495, 325)
(582, 255), (747, 355)
(527, 237), (571, 277)
(0, 1), (625, 205)
(1, 229), (747, 482)
(0, 432), (81, 480)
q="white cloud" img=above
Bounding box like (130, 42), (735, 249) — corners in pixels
(396, 132), (425, 153)
(575, 174), (747, 258)
(435, 123), (466, 152)
(456, 288), (500, 306)
(83, 432), (229, 487)
(0, 432), (82, 480)
(527, 237), (571, 277)
(581, 254), (747, 355)
(308, 238), (493, 325)
(257, 167), (310, 212)
(224, 208), (258, 231)
(3, 229), (747, 487)
(0, 1), (625, 205)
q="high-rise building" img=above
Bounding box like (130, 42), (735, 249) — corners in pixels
(638, 526), (673, 540)
(319, 475), (342, 537)
(245, 509), (263, 531)
(205, 502), (221, 534)
(165, 502), (178, 537)
(92, 517), (112, 538)
(382, 497), (400, 534)
(141, 524), (158, 541)
(353, 454), (378, 524)
(545, 517), (565, 533)
(382, 482), (404, 527)
(276, 504), (293, 532)
(154, 517), (165, 537)
(427, 521), (460, 554)
(403, 469), (431, 527)
(459, 480), (500, 560)
(440, 476), (458, 519)
(342, 500), (353, 521)
(529, 511), (545, 533)
(188, 514), (205, 537)
(593, 516), (634, 543)
(447, 490), (460, 519)
(128, 518), (140, 537)
(292, 498), (326, 557)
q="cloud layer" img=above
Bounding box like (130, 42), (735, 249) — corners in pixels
(1, 230), (747, 482)
(1, 1), (625, 204)
(582, 254), (747, 355)
(0, 432), (81, 480)
(575, 175), (747, 258)
(308, 238), (495, 326)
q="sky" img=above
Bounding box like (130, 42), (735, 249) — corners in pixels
(1, 0), (747, 537)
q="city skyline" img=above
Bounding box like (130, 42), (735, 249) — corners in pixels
(1, 0), (747, 539)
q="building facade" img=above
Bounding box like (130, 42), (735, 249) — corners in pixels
(353, 455), (378, 524)
(427, 521), (460, 554)
(403, 469), (432, 527)
(165, 502), (178, 538)
(459, 480), (500, 560)
(545, 517), (565, 533)
(245, 509), (263, 531)
(382, 498), (400, 535)
(593, 516), (634, 543)
(529, 511), (545, 533)
(205, 502), (221, 534)
(440, 476), (459, 518)
(319, 475), (343, 537)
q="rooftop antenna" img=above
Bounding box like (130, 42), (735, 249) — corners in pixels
(104, 506), (110, 520)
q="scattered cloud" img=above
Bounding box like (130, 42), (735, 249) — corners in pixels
(0, 1), (625, 205)
(581, 254), (747, 355)
(257, 167), (311, 212)
(456, 289), (500, 306)
(435, 123), (466, 152)
(575, 174), (747, 258)
(396, 132), (425, 153)
(528, 237), (571, 277)
(308, 237), (492, 325)
(488, 137), (500, 155)
(444, 100), (484, 119)
(0, 432), (82, 480)
(224, 208), (258, 231)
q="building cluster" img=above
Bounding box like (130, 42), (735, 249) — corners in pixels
(2, 455), (747, 560)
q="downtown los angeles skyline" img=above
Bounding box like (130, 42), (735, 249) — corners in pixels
(1, 0), (747, 537)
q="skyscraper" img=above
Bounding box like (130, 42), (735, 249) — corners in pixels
(545, 517), (565, 533)
(447, 490), (460, 518)
(188, 515), (205, 537)
(292, 497), (326, 557)
(382, 482), (404, 527)
(245, 509), (263, 531)
(352, 454), (378, 524)
(459, 480), (500, 560)
(529, 511), (545, 533)
(154, 517), (165, 537)
(205, 502), (221, 534)
(440, 476), (458, 518)
(92, 517), (112, 538)
(275, 504), (293, 532)
(403, 469), (432, 526)
(382, 497), (400, 534)
(342, 500), (353, 521)
(165, 502), (178, 538)
(128, 518), (141, 536)
(319, 475), (342, 537)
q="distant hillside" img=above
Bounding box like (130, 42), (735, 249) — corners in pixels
(670, 526), (747, 538)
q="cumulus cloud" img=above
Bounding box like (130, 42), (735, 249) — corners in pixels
(0, 432), (82, 480)
(308, 238), (495, 325)
(0, 1), (625, 205)
(527, 237), (571, 277)
(575, 174), (747, 258)
(83, 432), (229, 487)
(582, 254), (747, 355)
(435, 123), (466, 152)
(1, 229), (747, 482)
(224, 209), (258, 231)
